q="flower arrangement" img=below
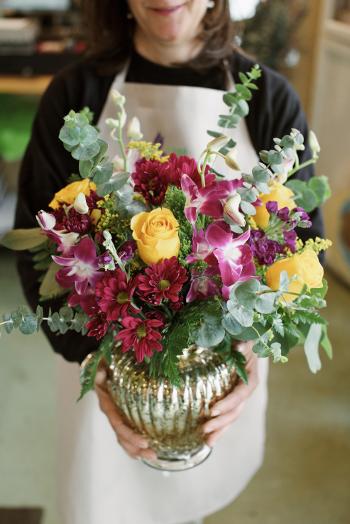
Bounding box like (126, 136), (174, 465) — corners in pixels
(1, 65), (332, 398)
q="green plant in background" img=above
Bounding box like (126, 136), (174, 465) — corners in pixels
(0, 95), (38, 162)
(240, 0), (307, 71)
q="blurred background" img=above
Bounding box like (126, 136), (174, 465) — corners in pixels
(0, 1), (349, 523)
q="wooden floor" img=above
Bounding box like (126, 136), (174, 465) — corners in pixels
(0, 508), (43, 524)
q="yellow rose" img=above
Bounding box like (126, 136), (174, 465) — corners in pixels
(131, 208), (180, 265)
(49, 179), (96, 209)
(254, 182), (296, 229)
(266, 249), (324, 302)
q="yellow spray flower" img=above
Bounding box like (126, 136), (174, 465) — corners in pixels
(254, 182), (296, 229)
(266, 248), (324, 302)
(49, 179), (96, 210)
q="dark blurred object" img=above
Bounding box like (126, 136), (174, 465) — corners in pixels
(335, 0), (350, 24)
(239, 0), (307, 71)
(0, 508), (43, 524)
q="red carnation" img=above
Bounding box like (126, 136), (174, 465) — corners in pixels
(136, 256), (188, 305)
(86, 314), (109, 340)
(95, 269), (137, 321)
(116, 316), (163, 362)
(132, 158), (168, 205)
(163, 153), (216, 188)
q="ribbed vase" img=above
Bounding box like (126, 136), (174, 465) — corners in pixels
(107, 345), (238, 471)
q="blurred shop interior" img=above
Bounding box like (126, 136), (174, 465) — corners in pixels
(0, 2), (349, 524)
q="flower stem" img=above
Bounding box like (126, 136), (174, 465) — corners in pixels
(288, 158), (317, 178)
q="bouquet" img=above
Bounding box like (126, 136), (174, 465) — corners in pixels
(1, 65), (332, 400)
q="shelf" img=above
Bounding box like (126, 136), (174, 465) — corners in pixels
(0, 75), (51, 95)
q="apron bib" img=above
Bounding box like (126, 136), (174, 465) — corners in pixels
(56, 65), (269, 524)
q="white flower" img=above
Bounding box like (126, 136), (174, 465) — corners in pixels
(73, 192), (89, 214)
(223, 194), (246, 227)
(113, 155), (125, 172)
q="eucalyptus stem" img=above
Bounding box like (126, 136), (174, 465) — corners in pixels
(288, 158), (317, 178)
(118, 120), (128, 171)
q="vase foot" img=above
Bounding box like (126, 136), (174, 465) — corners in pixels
(142, 444), (212, 472)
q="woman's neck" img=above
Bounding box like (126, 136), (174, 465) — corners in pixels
(134, 30), (203, 66)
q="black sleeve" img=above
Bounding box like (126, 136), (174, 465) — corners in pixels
(234, 53), (324, 243)
(14, 68), (98, 363)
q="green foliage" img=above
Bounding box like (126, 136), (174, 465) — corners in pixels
(163, 186), (192, 264)
(207, 65), (261, 137)
(0, 228), (46, 251)
(150, 299), (225, 385)
(286, 176), (331, 212)
(78, 333), (114, 400)
(59, 108), (127, 197)
(39, 262), (67, 300)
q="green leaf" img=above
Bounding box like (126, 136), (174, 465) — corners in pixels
(234, 99), (249, 118)
(304, 323), (323, 373)
(78, 351), (103, 401)
(1, 228), (46, 251)
(2, 313), (13, 334)
(71, 141), (101, 161)
(92, 162), (113, 184)
(231, 349), (248, 384)
(59, 306), (74, 322)
(240, 201), (256, 215)
(227, 301), (254, 327)
(96, 171), (129, 196)
(79, 159), (95, 179)
(267, 151), (283, 165)
(255, 292), (276, 314)
(235, 84), (252, 100)
(234, 279), (259, 309)
(195, 315), (225, 347)
(309, 176), (331, 206)
(222, 314), (244, 336)
(320, 325), (332, 359)
(39, 262), (66, 299)
(223, 92), (236, 107)
(19, 314), (38, 335)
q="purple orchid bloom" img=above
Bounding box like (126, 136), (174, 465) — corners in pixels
(205, 221), (256, 288)
(52, 236), (102, 295)
(186, 229), (216, 266)
(181, 175), (243, 224)
(186, 271), (220, 303)
(36, 210), (79, 255)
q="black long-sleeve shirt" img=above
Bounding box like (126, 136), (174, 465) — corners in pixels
(14, 49), (324, 363)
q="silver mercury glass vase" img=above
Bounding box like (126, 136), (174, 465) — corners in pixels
(107, 345), (238, 472)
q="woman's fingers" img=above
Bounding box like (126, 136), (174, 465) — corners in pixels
(205, 425), (231, 448)
(203, 402), (245, 435)
(117, 437), (157, 461)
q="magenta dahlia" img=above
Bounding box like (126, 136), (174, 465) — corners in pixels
(116, 316), (163, 362)
(132, 158), (168, 205)
(95, 269), (137, 321)
(136, 257), (188, 305)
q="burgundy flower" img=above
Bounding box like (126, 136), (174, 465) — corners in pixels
(186, 272), (220, 303)
(249, 229), (284, 265)
(116, 316), (163, 362)
(95, 270), (137, 321)
(86, 314), (109, 340)
(132, 158), (168, 205)
(136, 257), (188, 305)
(163, 153), (216, 188)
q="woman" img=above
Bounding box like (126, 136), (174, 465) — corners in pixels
(15, 1), (323, 524)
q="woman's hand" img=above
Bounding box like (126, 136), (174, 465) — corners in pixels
(202, 341), (259, 447)
(94, 361), (157, 461)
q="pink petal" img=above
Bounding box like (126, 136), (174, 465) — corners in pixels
(205, 221), (232, 248)
(52, 255), (75, 267)
(74, 237), (97, 264)
(36, 210), (56, 231)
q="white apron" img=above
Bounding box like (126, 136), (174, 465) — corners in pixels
(56, 65), (269, 524)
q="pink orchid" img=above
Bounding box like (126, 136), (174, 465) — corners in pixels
(36, 210), (79, 255)
(52, 236), (102, 295)
(186, 271), (220, 303)
(205, 221), (256, 287)
(181, 175), (243, 224)
(186, 229), (216, 266)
